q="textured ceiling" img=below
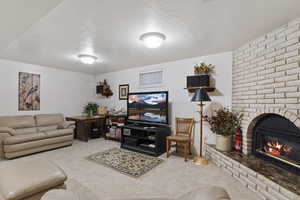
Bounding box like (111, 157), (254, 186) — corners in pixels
(0, 0), (63, 51)
(0, 0), (300, 74)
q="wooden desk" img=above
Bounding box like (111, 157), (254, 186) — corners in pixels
(66, 116), (106, 142)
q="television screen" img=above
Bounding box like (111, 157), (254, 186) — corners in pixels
(127, 91), (168, 124)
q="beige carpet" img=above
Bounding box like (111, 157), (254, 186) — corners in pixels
(0, 139), (259, 200)
(66, 178), (99, 200)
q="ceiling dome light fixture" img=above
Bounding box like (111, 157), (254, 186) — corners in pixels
(140, 32), (166, 48)
(78, 54), (98, 65)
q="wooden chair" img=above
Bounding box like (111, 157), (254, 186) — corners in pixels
(166, 118), (194, 161)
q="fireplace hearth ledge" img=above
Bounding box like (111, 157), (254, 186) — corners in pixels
(205, 144), (300, 200)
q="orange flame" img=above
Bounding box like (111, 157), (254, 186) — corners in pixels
(264, 140), (292, 156)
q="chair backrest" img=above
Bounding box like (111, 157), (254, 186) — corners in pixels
(176, 118), (194, 137)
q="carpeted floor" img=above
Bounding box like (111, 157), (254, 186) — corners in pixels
(0, 139), (259, 200)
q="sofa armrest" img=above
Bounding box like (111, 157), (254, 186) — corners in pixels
(0, 129), (13, 159)
(0, 127), (15, 136)
(59, 121), (75, 130)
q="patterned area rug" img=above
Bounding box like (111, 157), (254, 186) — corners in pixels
(87, 148), (164, 178)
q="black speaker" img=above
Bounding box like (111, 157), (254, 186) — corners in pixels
(187, 75), (209, 88)
(96, 85), (103, 94)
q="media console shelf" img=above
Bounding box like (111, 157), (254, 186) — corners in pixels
(121, 123), (171, 157)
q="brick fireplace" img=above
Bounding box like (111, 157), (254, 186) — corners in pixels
(249, 109), (300, 175)
(242, 108), (300, 153)
(204, 17), (300, 200)
(232, 17), (300, 158)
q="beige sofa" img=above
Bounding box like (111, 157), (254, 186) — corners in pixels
(0, 159), (67, 200)
(0, 114), (75, 159)
(111, 186), (230, 200)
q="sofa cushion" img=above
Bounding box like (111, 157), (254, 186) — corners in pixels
(35, 114), (64, 127)
(4, 141), (73, 159)
(3, 133), (48, 145)
(0, 159), (67, 200)
(4, 135), (73, 153)
(4, 129), (73, 145)
(37, 125), (58, 132)
(0, 116), (35, 129)
(14, 127), (38, 136)
(178, 186), (230, 200)
(44, 129), (74, 137)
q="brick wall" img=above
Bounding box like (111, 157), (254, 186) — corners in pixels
(232, 17), (300, 154)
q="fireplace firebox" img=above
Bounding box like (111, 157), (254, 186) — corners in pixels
(252, 114), (300, 175)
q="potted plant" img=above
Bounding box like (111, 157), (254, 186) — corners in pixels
(194, 62), (215, 75)
(84, 102), (99, 117)
(205, 108), (243, 152)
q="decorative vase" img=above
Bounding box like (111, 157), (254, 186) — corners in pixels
(88, 110), (93, 117)
(216, 135), (232, 152)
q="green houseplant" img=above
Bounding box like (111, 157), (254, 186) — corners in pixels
(205, 108), (243, 152)
(84, 102), (99, 116)
(194, 62), (215, 75)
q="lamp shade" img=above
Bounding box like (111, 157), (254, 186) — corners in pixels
(191, 88), (211, 102)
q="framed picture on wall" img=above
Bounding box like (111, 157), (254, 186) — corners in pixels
(18, 72), (40, 111)
(119, 84), (129, 100)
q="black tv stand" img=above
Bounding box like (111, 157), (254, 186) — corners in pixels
(121, 123), (171, 157)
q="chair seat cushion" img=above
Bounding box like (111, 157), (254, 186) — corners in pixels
(0, 159), (67, 200)
(167, 135), (191, 142)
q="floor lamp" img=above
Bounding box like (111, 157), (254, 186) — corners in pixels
(191, 88), (211, 166)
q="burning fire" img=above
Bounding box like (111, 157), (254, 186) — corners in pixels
(264, 140), (292, 156)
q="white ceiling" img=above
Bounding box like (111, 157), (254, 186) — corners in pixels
(0, 0), (300, 74)
(0, 0), (63, 51)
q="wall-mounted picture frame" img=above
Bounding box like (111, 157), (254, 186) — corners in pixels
(18, 72), (40, 111)
(119, 84), (129, 100)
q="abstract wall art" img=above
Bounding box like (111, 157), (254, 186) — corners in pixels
(18, 72), (40, 111)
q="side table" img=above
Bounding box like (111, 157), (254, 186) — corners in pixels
(66, 115), (106, 142)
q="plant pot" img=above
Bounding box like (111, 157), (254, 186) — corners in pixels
(194, 72), (209, 75)
(88, 110), (93, 117)
(216, 135), (232, 152)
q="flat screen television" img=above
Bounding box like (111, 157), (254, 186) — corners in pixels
(127, 91), (168, 125)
